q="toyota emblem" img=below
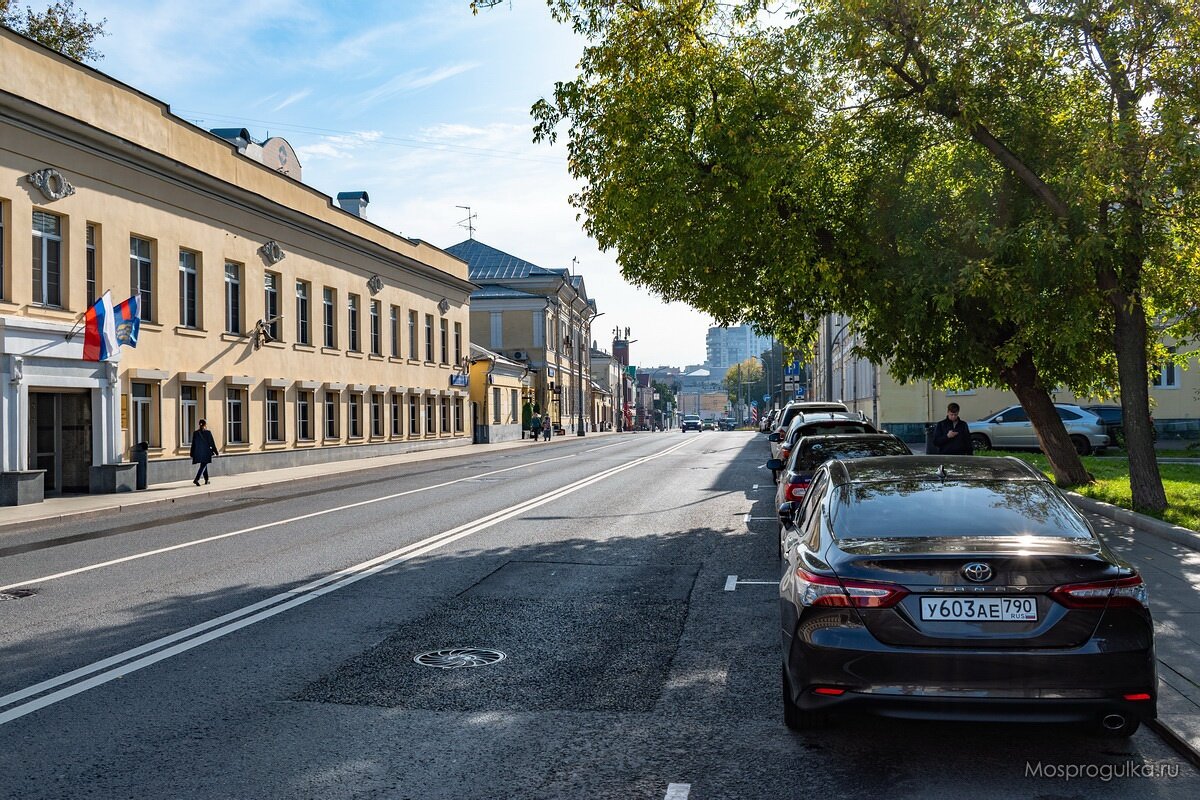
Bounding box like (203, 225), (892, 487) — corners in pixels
(962, 562), (993, 583)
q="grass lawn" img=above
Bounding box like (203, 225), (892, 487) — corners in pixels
(978, 450), (1200, 531)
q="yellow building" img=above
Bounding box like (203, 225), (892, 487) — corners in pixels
(467, 343), (531, 443)
(0, 28), (473, 502)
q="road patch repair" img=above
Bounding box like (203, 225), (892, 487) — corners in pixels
(295, 561), (699, 713)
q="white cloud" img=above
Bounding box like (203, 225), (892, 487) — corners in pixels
(272, 89), (311, 112)
(350, 63), (478, 110)
(294, 130), (383, 162)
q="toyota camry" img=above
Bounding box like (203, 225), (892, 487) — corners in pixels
(779, 456), (1155, 737)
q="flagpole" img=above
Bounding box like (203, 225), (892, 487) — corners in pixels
(64, 310), (87, 341)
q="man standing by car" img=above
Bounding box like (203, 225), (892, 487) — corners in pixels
(932, 402), (973, 455)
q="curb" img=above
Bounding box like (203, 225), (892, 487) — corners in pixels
(1065, 492), (1200, 552)
(1147, 719), (1200, 771)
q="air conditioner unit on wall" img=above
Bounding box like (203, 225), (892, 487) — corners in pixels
(511, 350), (528, 361)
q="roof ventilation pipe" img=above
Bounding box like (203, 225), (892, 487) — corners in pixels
(336, 191), (370, 218)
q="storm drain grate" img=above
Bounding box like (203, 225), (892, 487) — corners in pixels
(413, 647), (506, 669)
(0, 588), (36, 602)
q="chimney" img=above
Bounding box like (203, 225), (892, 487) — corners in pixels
(336, 191), (370, 218)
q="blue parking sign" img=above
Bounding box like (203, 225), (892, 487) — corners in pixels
(762, 394), (770, 403)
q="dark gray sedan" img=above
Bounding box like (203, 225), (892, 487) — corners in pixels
(779, 456), (1155, 736)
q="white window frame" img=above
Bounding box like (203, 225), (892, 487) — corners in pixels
(264, 271), (281, 341)
(180, 384), (201, 446)
(408, 395), (420, 435)
(130, 235), (153, 320)
(370, 300), (382, 355)
(323, 391), (340, 440)
(225, 387), (247, 444)
(296, 280), (311, 345)
(33, 210), (63, 307)
(225, 262), (242, 334)
(490, 311), (503, 349)
(323, 287), (336, 348)
(371, 393), (384, 438)
(297, 390), (314, 441)
(265, 388), (284, 442)
(179, 249), (198, 329)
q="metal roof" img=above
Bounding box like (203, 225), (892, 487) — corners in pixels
(446, 239), (564, 281)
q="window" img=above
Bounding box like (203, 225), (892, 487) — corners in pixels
(225, 387), (246, 444)
(408, 310), (418, 359)
(994, 406), (1028, 423)
(371, 393), (384, 437)
(532, 310), (544, 348)
(370, 300), (381, 355)
(130, 236), (153, 320)
(225, 262), (241, 334)
(424, 314), (434, 361)
(425, 396), (436, 434)
(296, 281), (311, 345)
(511, 389), (519, 424)
(179, 250), (198, 328)
(180, 385), (200, 446)
(86, 224), (97, 304)
(441, 397), (451, 433)
(323, 391), (339, 439)
(490, 311), (503, 349)
(131, 382), (156, 447)
(348, 393), (363, 438)
(454, 322), (463, 365)
(32, 211), (62, 307)
(348, 294), (360, 352)
(323, 287), (336, 348)
(297, 391), (314, 441)
(0, 201), (5, 299)
(391, 394), (402, 436)
(264, 272), (280, 341)
(440, 318), (449, 364)
(492, 387), (502, 424)
(266, 389), (284, 442)
(408, 395), (419, 435)
(454, 398), (464, 432)
(1153, 347), (1179, 389)
(390, 306), (399, 357)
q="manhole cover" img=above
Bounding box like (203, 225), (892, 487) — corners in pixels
(0, 588), (36, 602)
(413, 647), (506, 669)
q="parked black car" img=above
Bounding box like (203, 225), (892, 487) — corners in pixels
(779, 455), (1155, 736)
(1079, 404), (1156, 447)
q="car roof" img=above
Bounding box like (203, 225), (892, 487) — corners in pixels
(825, 455), (1046, 487)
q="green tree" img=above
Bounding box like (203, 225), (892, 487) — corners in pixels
(1, 0), (106, 62)
(723, 357), (764, 408)
(518, 0), (1200, 501)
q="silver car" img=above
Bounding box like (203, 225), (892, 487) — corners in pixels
(967, 403), (1109, 455)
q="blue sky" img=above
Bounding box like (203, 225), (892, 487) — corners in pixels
(74, 0), (713, 367)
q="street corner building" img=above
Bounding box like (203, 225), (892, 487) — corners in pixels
(0, 28), (474, 505)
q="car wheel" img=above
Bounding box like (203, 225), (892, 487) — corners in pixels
(970, 433), (990, 453)
(1092, 714), (1140, 738)
(1070, 434), (1091, 456)
(782, 665), (828, 731)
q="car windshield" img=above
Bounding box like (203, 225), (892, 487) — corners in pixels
(789, 422), (874, 444)
(828, 480), (1093, 540)
(798, 439), (910, 469)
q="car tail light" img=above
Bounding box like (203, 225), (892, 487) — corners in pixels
(813, 687), (846, 696)
(784, 479), (811, 503)
(794, 568), (908, 609)
(1123, 693), (1152, 702)
(1050, 574), (1148, 609)
(779, 446), (792, 462)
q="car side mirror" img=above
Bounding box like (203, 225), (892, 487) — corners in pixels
(766, 458), (784, 471)
(777, 501), (795, 527)
(768, 432), (781, 442)
(993, 416), (1004, 423)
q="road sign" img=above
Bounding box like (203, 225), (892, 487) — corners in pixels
(795, 386), (806, 398)
(762, 394), (770, 403)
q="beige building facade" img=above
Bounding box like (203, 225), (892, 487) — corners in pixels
(0, 29), (473, 501)
(811, 313), (1200, 442)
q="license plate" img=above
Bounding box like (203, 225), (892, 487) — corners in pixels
(919, 596), (1038, 622)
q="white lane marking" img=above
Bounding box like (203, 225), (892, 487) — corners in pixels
(665, 783), (691, 799)
(751, 484), (759, 490)
(724, 575), (738, 591)
(0, 452), (578, 593)
(737, 580), (777, 585)
(743, 513), (751, 524)
(756, 464), (765, 469)
(0, 436), (703, 725)
(585, 441), (628, 453)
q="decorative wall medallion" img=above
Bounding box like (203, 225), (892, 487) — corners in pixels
(26, 168), (75, 201)
(259, 240), (286, 265)
(438, 297), (450, 315)
(367, 274), (384, 295)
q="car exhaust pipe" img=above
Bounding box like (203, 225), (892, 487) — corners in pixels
(1102, 714), (1126, 731)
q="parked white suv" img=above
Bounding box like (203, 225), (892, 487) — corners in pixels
(967, 404), (1109, 455)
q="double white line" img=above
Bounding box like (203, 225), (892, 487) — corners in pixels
(0, 436), (698, 726)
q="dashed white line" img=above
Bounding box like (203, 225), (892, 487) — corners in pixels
(665, 783), (691, 799)
(724, 575), (738, 591)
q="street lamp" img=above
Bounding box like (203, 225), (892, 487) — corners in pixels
(578, 310), (604, 436)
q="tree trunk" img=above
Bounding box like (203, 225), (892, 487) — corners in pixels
(1000, 351), (1092, 487)
(1110, 293), (1168, 513)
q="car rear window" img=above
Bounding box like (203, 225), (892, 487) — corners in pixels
(829, 480), (1093, 540)
(799, 439), (910, 469)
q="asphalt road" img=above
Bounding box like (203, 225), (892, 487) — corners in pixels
(1, 432), (1197, 799)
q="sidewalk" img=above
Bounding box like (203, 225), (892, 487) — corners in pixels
(1070, 495), (1200, 767)
(0, 430), (614, 534)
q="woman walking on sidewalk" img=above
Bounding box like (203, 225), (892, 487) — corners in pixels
(190, 419), (219, 485)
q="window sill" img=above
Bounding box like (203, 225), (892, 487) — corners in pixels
(438, 363), (451, 369)
(345, 350), (364, 359)
(263, 441), (288, 449)
(407, 358), (422, 366)
(221, 332), (249, 343)
(140, 321), (164, 332)
(293, 343), (316, 352)
(321, 347), (340, 355)
(223, 443), (251, 450)
(388, 356), (405, 364)
(294, 439), (317, 446)
(175, 326), (207, 338)
(368, 354), (385, 361)
(260, 341), (286, 350)
(322, 438), (341, 444)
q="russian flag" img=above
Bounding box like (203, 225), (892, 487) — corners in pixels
(114, 295), (140, 347)
(83, 291), (118, 361)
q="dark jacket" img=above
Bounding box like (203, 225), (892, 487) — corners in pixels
(932, 417), (973, 455)
(190, 429), (219, 464)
